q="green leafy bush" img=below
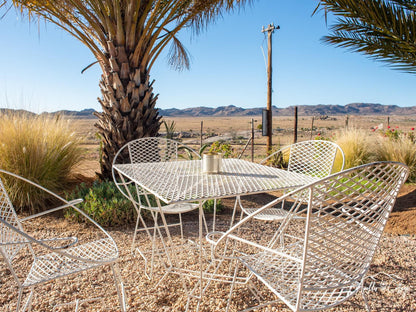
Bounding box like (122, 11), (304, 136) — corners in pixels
(65, 181), (136, 227)
(209, 141), (235, 158)
(66, 181), (222, 226)
(203, 199), (223, 213)
(0, 113), (83, 213)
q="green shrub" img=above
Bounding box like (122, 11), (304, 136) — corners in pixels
(209, 141), (235, 158)
(66, 181), (220, 226)
(265, 148), (289, 169)
(203, 199), (223, 213)
(65, 181), (137, 227)
(0, 113), (83, 213)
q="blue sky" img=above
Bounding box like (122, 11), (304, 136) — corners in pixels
(0, 0), (414, 113)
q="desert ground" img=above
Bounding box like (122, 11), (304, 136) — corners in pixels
(2, 115), (414, 312)
(73, 114), (416, 235)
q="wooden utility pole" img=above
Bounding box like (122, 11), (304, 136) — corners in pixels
(251, 118), (255, 162)
(262, 23), (280, 154)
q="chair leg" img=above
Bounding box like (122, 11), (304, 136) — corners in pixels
(16, 288), (33, 312)
(131, 207), (143, 254)
(179, 213), (184, 239)
(226, 259), (241, 312)
(111, 263), (127, 312)
(16, 288), (23, 312)
(361, 283), (371, 312)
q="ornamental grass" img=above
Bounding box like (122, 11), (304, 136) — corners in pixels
(376, 134), (416, 182)
(335, 128), (376, 169)
(0, 112), (84, 213)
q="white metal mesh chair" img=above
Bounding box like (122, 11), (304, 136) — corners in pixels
(207, 161), (409, 312)
(0, 170), (126, 312)
(112, 137), (200, 277)
(238, 140), (345, 221)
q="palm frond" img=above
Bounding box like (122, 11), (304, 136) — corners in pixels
(167, 32), (191, 71)
(318, 0), (416, 73)
(3, 0), (253, 72)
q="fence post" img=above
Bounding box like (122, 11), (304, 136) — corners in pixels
(310, 116), (315, 140)
(200, 121), (203, 148)
(294, 106), (298, 143)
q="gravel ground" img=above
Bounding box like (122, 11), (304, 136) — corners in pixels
(1, 209), (415, 312)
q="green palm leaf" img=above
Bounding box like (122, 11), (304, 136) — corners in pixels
(317, 0), (416, 73)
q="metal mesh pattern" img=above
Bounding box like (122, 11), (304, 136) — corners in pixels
(23, 238), (117, 287)
(245, 140), (344, 221)
(215, 162), (409, 311)
(0, 172), (125, 311)
(128, 137), (180, 163)
(114, 159), (318, 204)
(0, 179), (27, 262)
(287, 140), (341, 178)
(113, 137), (202, 209)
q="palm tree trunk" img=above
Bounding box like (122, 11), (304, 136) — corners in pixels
(94, 41), (161, 180)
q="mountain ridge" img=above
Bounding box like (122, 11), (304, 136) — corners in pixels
(2, 103), (416, 118)
(159, 103), (416, 117)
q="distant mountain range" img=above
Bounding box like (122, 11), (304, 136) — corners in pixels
(160, 103), (416, 117)
(2, 103), (416, 118)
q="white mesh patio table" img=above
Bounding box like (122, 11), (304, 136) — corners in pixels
(113, 158), (318, 306)
(113, 158), (317, 203)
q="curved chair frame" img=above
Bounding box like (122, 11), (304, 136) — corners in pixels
(112, 137), (201, 278)
(0, 169), (126, 312)
(261, 140), (345, 176)
(238, 140), (345, 221)
(208, 161), (409, 312)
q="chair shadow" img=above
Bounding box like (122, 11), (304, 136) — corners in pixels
(393, 188), (416, 212)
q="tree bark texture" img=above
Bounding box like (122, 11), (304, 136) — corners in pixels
(94, 41), (161, 180)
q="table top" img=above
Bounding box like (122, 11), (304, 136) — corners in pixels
(113, 158), (318, 204)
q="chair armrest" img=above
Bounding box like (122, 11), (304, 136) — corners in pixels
(20, 199), (83, 222)
(0, 236), (77, 249)
(38, 236), (79, 249)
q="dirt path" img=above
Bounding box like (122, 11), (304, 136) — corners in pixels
(386, 184), (416, 235)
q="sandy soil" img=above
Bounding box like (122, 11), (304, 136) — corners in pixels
(1, 205), (415, 312)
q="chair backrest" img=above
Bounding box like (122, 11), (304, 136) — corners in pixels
(0, 178), (26, 263)
(292, 162), (408, 310)
(263, 140), (345, 178)
(112, 137), (200, 205)
(0, 177), (34, 286)
(114, 137), (200, 165)
(288, 140), (344, 178)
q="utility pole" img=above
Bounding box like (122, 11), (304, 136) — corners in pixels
(251, 118), (256, 162)
(262, 23), (280, 154)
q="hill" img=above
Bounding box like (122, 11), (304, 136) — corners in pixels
(159, 103), (416, 117)
(2, 103), (416, 118)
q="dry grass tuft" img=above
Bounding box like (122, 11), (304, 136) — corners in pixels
(335, 128), (376, 169)
(0, 113), (84, 212)
(376, 134), (416, 182)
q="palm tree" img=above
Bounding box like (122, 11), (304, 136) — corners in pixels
(317, 0), (416, 74)
(2, 0), (253, 179)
